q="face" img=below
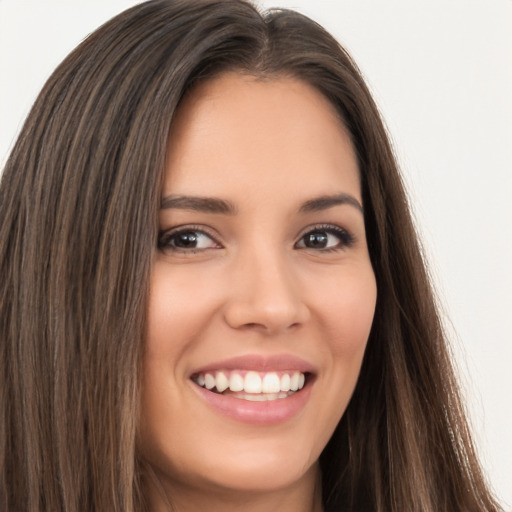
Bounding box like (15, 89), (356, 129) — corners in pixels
(139, 73), (377, 504)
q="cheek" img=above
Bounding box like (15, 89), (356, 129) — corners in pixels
(311, 265), (376, 421)
(298, 267), (376, 460)
(314, 265), (377, 355)
(145, 263), (223, 358)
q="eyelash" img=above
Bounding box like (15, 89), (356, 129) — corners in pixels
(158, 225), (220, 253)
(295, 224), (355, 252)
(157, 224), (355, 253)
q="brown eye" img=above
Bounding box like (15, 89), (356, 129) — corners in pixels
(159, 229), (219, 251)
(172, 231), (200, 248)
(302, 231), (329, 249)
(295, 225), (354, 251)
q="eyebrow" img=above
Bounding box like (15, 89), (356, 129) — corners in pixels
(160, 195), (237, 214)
(298, 193), (363, 214)
(160, 192), (363, 215)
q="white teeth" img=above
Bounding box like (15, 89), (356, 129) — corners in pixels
(240, 392), (289, 401)
(280, 373), (291, 392)
(193, 370), (308, 395)
(215, 371), (229, 393)
(290, 372), (300, 391)
(204, 373), (215, 390)
(229, 372), (244, 392)
(244, 371), (262, 393)
(262, 373), (281, 393)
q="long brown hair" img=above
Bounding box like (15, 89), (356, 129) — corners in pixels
(0, 1), (502, 511)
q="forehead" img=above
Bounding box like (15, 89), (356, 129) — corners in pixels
(164, 72), (360, 202)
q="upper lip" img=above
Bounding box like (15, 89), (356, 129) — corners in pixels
(190, 354), (316, 376)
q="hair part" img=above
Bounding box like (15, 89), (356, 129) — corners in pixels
(0, 1), (502, 511)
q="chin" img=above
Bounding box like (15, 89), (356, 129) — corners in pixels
(139, 426), (322, 497)
(202, 449), (318, 493)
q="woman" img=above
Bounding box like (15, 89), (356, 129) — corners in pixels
(0, 1), (503, 511)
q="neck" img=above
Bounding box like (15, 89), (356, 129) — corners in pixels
(143, 462), (323, 512)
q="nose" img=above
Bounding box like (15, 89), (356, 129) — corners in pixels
(223, 247), (310, 335)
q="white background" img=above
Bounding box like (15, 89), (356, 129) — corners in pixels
(0, 0), (510, 506)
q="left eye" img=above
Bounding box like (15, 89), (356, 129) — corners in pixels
(159, 229), (219, 251)
(295, 227), (353, 251)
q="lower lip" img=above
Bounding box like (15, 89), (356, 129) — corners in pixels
(191, 380), (313, 425)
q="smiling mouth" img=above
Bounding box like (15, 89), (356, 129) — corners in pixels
(191, 370), (307, 401)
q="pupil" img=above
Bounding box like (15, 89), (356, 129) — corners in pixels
(175, 232), (197, 248)
(305, 232), (327, 248)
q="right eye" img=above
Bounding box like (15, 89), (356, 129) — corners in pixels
(158, 228), (220, 252)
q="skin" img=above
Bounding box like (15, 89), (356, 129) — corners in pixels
(138, 73), (377, 512)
